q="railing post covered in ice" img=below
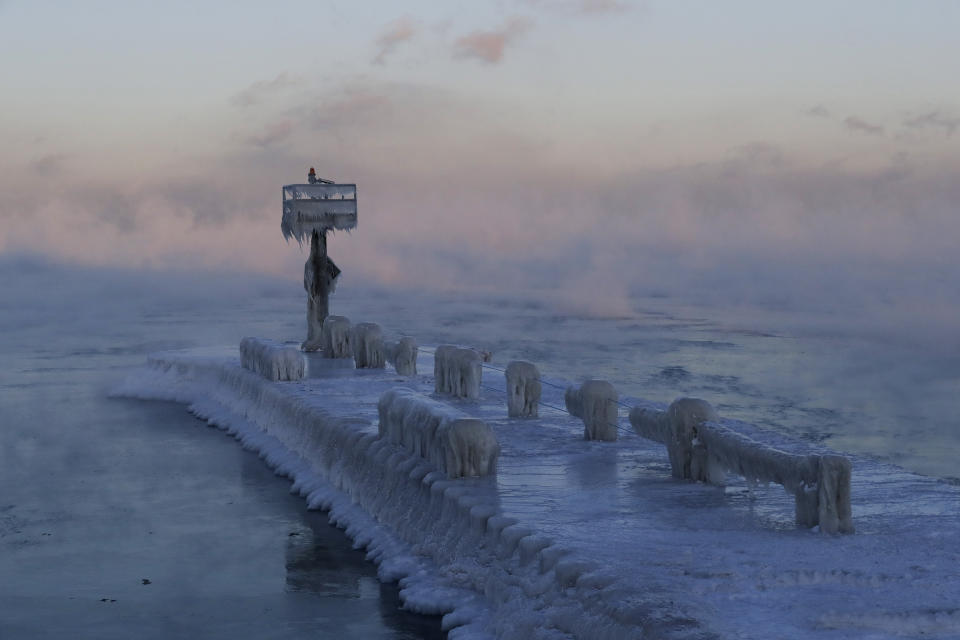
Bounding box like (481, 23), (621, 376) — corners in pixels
(434, 345), (482, 400)
(629, 397), (855, 534)
(385, 337), (418, 376)
(565, 380), (619, 441)
(352, 322), (386, 369)
(505, 361), (541, 418)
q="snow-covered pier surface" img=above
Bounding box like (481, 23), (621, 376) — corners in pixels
(238, 337), (305, 381)
(117, 347), (960, 640)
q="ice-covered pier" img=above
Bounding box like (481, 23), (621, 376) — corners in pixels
(117, 344), (960, 639)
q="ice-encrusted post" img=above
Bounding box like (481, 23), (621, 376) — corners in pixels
(352, 322), (386, 369)
(281, 173), (357, 352)
(666, 397), (719, 481)
(434, 345), (482, 400)
(303, 230), (341, 351)
(629, 399), (855, 534)
(385, 337), (418, 376)
(818, 455), (854, 534)
(565, 380), (619, 441)
(505, 361), (541, 418)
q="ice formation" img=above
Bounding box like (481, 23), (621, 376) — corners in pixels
(281, 183), (358, 243)
(667, 397), (719, 480)
(630, 399), (854, 533)
(239, 337), (305, 381)
(565, 380), (618, 441)
(378, 389), (499, 479)
(321, 315), (353, 359)
(505, 361), (540, 418)
(817, 455), (854, 534)
(433, 345), (482, 400)
(385, 337), (418, 376)
(351, 322), (386, 369)
(114, 348), (960, 637)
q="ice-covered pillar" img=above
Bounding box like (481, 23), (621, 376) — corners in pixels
(281, 175), (357, 352)
(666, 398), (718, 480)
(303, 230), (341, 352)
(506, 361), (541, 418)
(818, 455), (854, 534)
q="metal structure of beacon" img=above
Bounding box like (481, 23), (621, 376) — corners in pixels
(282, 168), (358, 352)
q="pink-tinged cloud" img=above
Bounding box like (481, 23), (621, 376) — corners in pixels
(373, 17), (417, 65)
(903, 110), (959, 137)
(577, 0), (629, 13)
(244, 119), (295, 147)
(843, 115), (884, 136)
(231, 73), (299, 108)
(521, 0), (630, 14)
(453, 17), (533, 64)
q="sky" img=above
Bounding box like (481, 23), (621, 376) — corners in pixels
(1, 1), (958, 338)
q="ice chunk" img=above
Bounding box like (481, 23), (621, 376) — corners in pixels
(385, 337), (418, 376)
(352, 322), (386, 369)
(505, 361), (540, 418)
(433, 345), (482, 400)
(566, 380), (618, 441)
(378, 388), (499, 478)
(321, 315), (353, 359)
(239, 337), (305, 381)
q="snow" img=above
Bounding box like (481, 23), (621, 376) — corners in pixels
(385, 337), (418, 376)
(565, 380), (618, 441)
(351, 322), (386, 369)
(434, 345), (482, 400)
(238, 337), (305, 381)
(321, 315), (353, 359)
(505, 361), (540, 418)
(115, 348), (960, 639)
(379, 388), (499, 479)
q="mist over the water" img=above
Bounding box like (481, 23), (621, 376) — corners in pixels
(2, 253), (956, 481)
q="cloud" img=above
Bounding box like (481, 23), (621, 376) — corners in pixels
(843, 115), (884, 136)
(231, 73), (299, 108)
(805, 104), (830, 118)
(521, 0), (631, 13)
(373, 17), (417, 65)
(30, 153), (68, 175)
(4, 75), (960, 350)
(575, 0), (630, 12)
(243, 119), (295, 147)
(453, 17), (533, 64)
(903, 110), (959, 137)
